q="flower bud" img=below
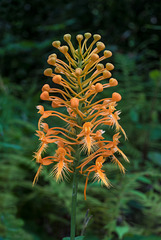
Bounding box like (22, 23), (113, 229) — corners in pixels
(84, 32), (91, 39)
(103, 70), (111, 79)
(49, 53), (57, 58)
(104, 50), (112, 58)
(52, 41), (61, 48)
(93, 34), (101, 41)
(47, 57), (56, 65)
(59, 46), (68, 54)
(91, 53), (99, 62)
(76, 34), (83, 42)
(70, 98), (79, 108)
(96, 42), (105, 51)
(75, 68), (82, 76)
(106, 63), (114, 70)
(52, 75), (61, 84)
(95, 83), (103, 92)
(44, 68), (53, 76)
(112, 92), (122, 102)
(40, 91), (49, 100)
(109, 78), (118, 86)
(42, 84), (50, 92)
(52, 100), (59, 108)
(54, 67), (61, 73)
(64, 34), (71, 42)
(97, 64), (104, 71)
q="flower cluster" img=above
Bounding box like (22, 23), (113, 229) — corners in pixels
(33, 33), (129, 200)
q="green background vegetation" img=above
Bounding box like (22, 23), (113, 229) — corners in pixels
(0, 0), (161, 239)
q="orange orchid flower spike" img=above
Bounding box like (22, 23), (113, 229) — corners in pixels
(33, 33), (129, 202)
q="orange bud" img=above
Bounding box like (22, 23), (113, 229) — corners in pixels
(52, 75), (61, 84)
(96, 42), (105, 51)
(59, 46), (68, 54)
(91, 53), (99, 62)
(40, 91), (49, 100)
(54, 67), (61, 73)
(84, 32), (91, 39)
(109, 78), (118, 86)
(42, 84), (50, 92)
(70, 98), (79, 108)
(52, 41), (61, 48)
(49, 53), (57, 59)
(103, 70), (111, 79)
(64, 34), (71, 42)
(112, 92), (122, 102)
(52, 100), (59, 108)
(97, 64), (104, 71)
(47, 57), (56, 65)
(93, 34), (101, 41)
(95, 83), (103, 92)
(75, 68), (82, 76)
(104, 50), (112, 58)
(76, 34), (83, 41)
(106, 63), (114, 70)
(44, 68), (53, 76)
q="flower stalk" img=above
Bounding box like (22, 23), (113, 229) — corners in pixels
(33, 33), (129, 239)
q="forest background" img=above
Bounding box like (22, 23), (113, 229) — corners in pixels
(0, 0), (161, 240)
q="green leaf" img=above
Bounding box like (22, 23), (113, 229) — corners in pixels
(137, 176), (151, 184)
(129, 190), (147, 201)
(115, 226), (129, 239)
(148, 152), (161, 166)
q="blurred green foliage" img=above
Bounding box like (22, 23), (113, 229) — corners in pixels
(0, 0), (161, 239)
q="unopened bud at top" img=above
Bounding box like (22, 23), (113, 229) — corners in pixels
(106, 63), (114, 70)
(76, 34), (83, 42)
(52, 100), (60, 108)
(49, 53), (57, 59)
(54, 67), (61, 73)
(52, 75), (61, 84)
(95, 83), (103, 92)
(70, 97), (79, 108)
(42, 84), (50, 92)
(109, 78), (118, 86)
(91, 53), (99, 62)
(96, 42), (105, 51)
(64, 34), (71, 42)
(103, 70), (111, 79)
(75, 68), (82, 76)
(112, 92), (122, 102)
(40, 91), (50, 100)
(59, 46), (69, 54)
(97, 64), (104, 71)
(93, 34), (101, 41)
(47, 57), (56, 65)
(52, 41), (61, 48)
(104, 50), (112, 58)
(44, 68), (53, 76)
(84, 32), (92, 39)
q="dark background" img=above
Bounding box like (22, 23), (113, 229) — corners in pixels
(0, 0), (161, 240)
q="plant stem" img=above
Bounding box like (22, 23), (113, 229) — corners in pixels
(70, 165), (79, 240)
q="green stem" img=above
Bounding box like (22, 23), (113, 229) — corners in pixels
(70, 166), (79, 240)
(70, 54), (82, 240)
